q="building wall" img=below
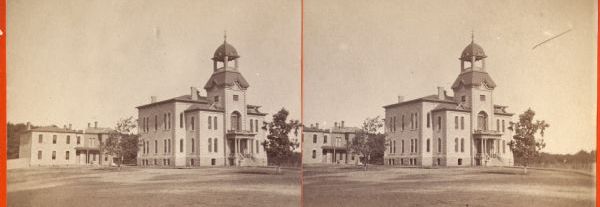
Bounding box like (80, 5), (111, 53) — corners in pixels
(138, 102), (178, 167)
(443, 111), (472, 167)
(26, 131), (80, 166)
(384, 102), (422, 166)
(302, 131), (325, 164)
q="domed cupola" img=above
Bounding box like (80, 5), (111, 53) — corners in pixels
(211, 32), (240, 72)
(459, 32), (487, 72)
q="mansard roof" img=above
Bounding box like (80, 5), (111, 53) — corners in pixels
(203, 70), (250, 90)
(451, 70), (496, 90)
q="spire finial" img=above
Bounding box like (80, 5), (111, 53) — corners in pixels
(224, 30), (227, 43)
(471, 30), (474, 43)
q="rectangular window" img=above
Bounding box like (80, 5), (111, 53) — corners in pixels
(460, 117), (465, 130)
(401, 115), (405, 131)
(250, 119), (254, 132)
(38, 134), (43, 143)
(401, 140), (404, 153)
(164, 114), (167, 130)
(38, 151), (42, 160)
(256, 140), (260, 154)
(214, 139), (218, 153)
(415, 113), (418, 129)
(155, 115), (158, 130)
(454, 116), (458, 129)
(168, 113), (171, 129)
(191, 117), (195, 130)
(53, 135), (57, 144)
(66, 136), (70, 144)
(214, 96), (219, 102)
(65, 151), (70, 160)
(208, 116), (212, 129)
(214, 117), (218, 130)
(155, 140), (158, 154)
(427, 113), (430, 128)
(191, 139), (195, 153)
(461, 96), (466, 102)
(180, 139), (183, 153)
(502, 120), (505, 132)
(233, 95), (239, 101)
(461, 138), (465, 152)
(180, 113), (183, 128)
(209, 138), (212, 153)
(437, 117), (442, 130)
(324, 135), (327, 144)
(52, 151), (56, 160)
(496, 119), (500, 131)
(255, 120), (258, 132)
(414, 139), (418, 153)
(77, 136), (81, 144)
(164, 140), (167, 153)
(480, 95), (486, 101)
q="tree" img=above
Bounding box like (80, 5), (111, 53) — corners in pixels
(261, 108), (301, 174)
(349, 116), (385, 170)
(7, 122), (33, 159)
(507, 108), (549, 174)
(100, 117), (138, 170)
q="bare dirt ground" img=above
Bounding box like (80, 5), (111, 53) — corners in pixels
(303, 165), (595, 207)
(8, 166), (300, 207)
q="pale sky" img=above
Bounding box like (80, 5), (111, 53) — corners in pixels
(304, 0), (597, 154)
(7, 0), (301, 130)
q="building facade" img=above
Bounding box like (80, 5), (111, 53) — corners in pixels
(136, 37), (268, 167)
(18, 122), (115, 167)
(303, 121), (361, 165)
(383, 37), (514, 167)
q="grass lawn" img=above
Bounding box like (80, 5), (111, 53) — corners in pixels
(303, 165), (595, 207)
(8, 166), (300, 207)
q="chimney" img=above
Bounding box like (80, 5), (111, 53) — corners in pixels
(437, 87), (445, 100)
(341, 121), (345, 128)
(310, 124), (314, 128)
(398, 96), (404, 103)
(63, 125), (67, 129)
(88, 122), (91, 128)
(150, 96), (157, 103)
(94, 121), (98, 129)
(334, 122), (338, 128)
(316, 123), (319, 129)
(190, 87), (199, 100)
(26, 122), (31, 130)
(68, 123), (72, 130)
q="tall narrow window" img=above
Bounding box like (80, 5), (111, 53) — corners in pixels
(454, 116), (459, 129)
(52, 151), (56, 160)
(191, 139), (195, 153)
(77, 136), (80, 144)
(426, 139), (430, 152)
(415, 113), (418, 129)
(155, 115), (158, 130)
(460, 117), (465, 130)
(180, 139), (183, 153)
(437, 117), (442, 130)
(324, 135), (328, 144)
(38, 134), (43, 143)
(143, 141), (146, 154)
(214, 117), (218, 130)
(460, 138), (465, 152)
(180, 113), (183, 128)
(38, 151), (42, 160)
(208, 116), (212, 129)
(250, 119), (254, 132)
(53, 135), (57, 144)
(65, 151), (70, 160)
(66, 136), (70, 144)
(393, 140), (396, 153)
(255, 120), (258, 132)
(168, 113), (171, 129)
(437, 138), (442, 153)
(312, 150), (316, 159)
(191, 117), (195, 130)
(164, 114), (167, 130)
(454, 138), (458, 152)
(401, 115), (405, 131)
(164, 140), (167, 153)
(414, 139), (418, 153)
(393, 116), (396, 131)
(155, 140), (158, 154)
(427, 113), (431, 128)
(502, 140), (506, 153)
(231, 112), (241, 131)
(401, 140), (405, 153)
(477, 111), (488, 130)
(313, 135), (317, 143)
(208, 138), (212, 153)
(214, 139), (218, 153)
(502, 120), (505, 132)
(410, 139), (414, 153)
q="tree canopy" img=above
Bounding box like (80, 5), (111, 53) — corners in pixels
(261, 108), (301, 173)
(507, 108), (549, 173)
(349, 116), (385, 169)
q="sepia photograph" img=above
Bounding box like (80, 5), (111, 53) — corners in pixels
(6, 0), (301, 207)
(2, 0), (598, 207)
(303, 0), (596, 207)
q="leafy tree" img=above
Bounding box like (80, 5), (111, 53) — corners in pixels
(261, 108), (301, 174)
(349, 116), (385, 170)
(7, 122), (33, 159)
(507, 108), (549, 174)
(101, 117), (138, 170)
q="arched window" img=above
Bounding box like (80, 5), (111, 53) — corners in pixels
(208, 138), (212, 153)
(455, 138), (458, 152)
(438, 138), (442, 153)
(313, 134), (317, 143)
(477, 111), (488, 130)
(214, 117), (218, 130)
(231, 111), (241, 131)
(426, 139), (430, 152)
(460, 116), (465, 129)
(312, 150), (316, 159)
(180, 139), (183, 153)
(208, 116), (212, 129)
(214, 139), (218, 153)
(460, 138), (465, 152)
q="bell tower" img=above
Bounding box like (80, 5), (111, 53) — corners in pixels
(451, 33), (496, 131)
